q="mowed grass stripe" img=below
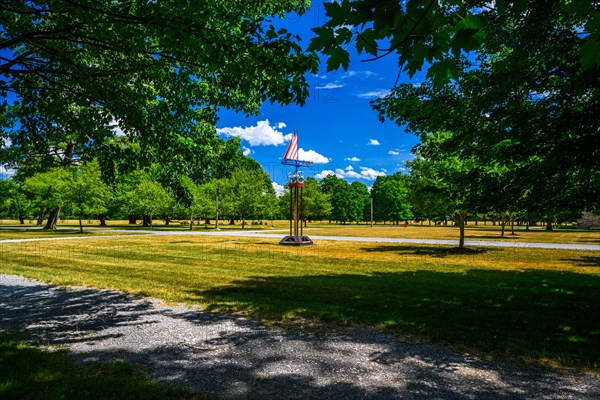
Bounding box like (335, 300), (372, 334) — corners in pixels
(0, 235), (599, 372)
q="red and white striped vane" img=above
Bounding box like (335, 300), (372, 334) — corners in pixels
(281, 130), (312, 168)
(283, 131), (299, 161)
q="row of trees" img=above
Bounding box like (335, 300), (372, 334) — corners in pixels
(311, 0), (599, 249)
(3, 159), (578, 242)
(0, 159), (280, 233)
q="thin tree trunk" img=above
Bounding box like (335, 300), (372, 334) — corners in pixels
(457, 213), (466, 249)
(37, 208), (45, 226)
(99, 214), (107, 227)
(511, 220), (515, 235)
(19, 214), (25, 224)
(165, 217), (170, 226)
(189, 212), (194, 230)
(500, 221), (506, 238)
(44, 209), (59, 230)
(79, 217), (84, 234)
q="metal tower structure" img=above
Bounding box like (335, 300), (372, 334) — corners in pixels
(280, 131), (313, 246)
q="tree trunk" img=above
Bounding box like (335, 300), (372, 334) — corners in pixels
(241, 214), (245, 229)
(37, 208), (45, 226)
(165, 217), (170, 226)
(128, 214), (137, 224)
(511, 220), (515, 235)
(98, 214), (107, 227)
(456, 213), (466, 249)
(546, 219), (553, 231)
(500, 221), (506, 238)
(79, 217), (84, 234)
(143, 215), (151, 227)
(189, 212), (194, 230)
(229, 218), (235, 225)
(19, 214), (25, 225)
(44, 209), (60, 230)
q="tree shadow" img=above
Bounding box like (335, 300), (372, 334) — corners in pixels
(560, 256), (600, 267)
(1, 274), (599, 399)
(196, 269), (600, 371)
(361, 245), (501, 257)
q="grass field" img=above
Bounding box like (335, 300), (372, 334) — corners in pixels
(2, 218), (599, 244)
(1, 231), (599, 373)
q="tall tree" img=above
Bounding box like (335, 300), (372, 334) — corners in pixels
(407, 132), (483, 249)
(66, 160), (112, 233)
(21, 168), (70, 229)
(1, 1), (318, 177)
(370, 173), (413, 224)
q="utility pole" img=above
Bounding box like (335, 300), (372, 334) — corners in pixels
(370, 197), (374, 227)
(215, 186), (220, 230)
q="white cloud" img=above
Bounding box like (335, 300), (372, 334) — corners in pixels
(242, 147), (253, 156)
(344, 156), (361, 162)
(314, 166), (386, 181)
(315, 169), (338, 180)
(355, 89), (391, 99)
(315, 82), (344, 90)
(0, 165), (15, 178)
(388, 150), (400, 156)
(359, 167), (386, 180)
(217, 119), (291, 146)
(345, 165), (354, 171)
(368, 139), (381, 146)
(272, 182), (285, 197)
(343, 70), (377, 79)
(298, 148), (330, 164)
(110, 117), (126, 137)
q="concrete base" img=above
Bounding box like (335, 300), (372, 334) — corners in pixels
(279, 235), (314, 246)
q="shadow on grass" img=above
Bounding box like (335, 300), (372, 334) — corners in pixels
(361, 245), (502, 257)
(198, 269), (600, 371)
(0, 333), (198, 400)
(1, 276), (599, 399)
(560, 256), (600, 268)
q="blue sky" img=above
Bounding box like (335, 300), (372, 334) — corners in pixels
(216, 2), (424, 193)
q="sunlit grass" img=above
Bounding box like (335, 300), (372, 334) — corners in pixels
(1, 235), (599, 372)
(305, 223), (600, 245)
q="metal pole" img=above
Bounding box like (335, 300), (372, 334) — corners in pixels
(370, 197), (374, 227)
(300, 186), (304, 236)
(215, 187), (220, 230)
(289, 185), (293, 236)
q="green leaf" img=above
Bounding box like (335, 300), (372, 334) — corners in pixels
(326, 47), (350, 71)
(356, 28), (377, 56)
(308, 26), (335, 52)
(580, 36), (600, 69)
(451, 28), (482, 57)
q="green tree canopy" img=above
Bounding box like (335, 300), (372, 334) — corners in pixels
(1, 0), (318, 175)
(371, 173), (412, 224)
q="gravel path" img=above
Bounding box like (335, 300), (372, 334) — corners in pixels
(1, 274), (598, 399)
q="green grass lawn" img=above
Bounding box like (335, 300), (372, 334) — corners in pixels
(0, 333), (200, 399)
(1, 235), (599, 373)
